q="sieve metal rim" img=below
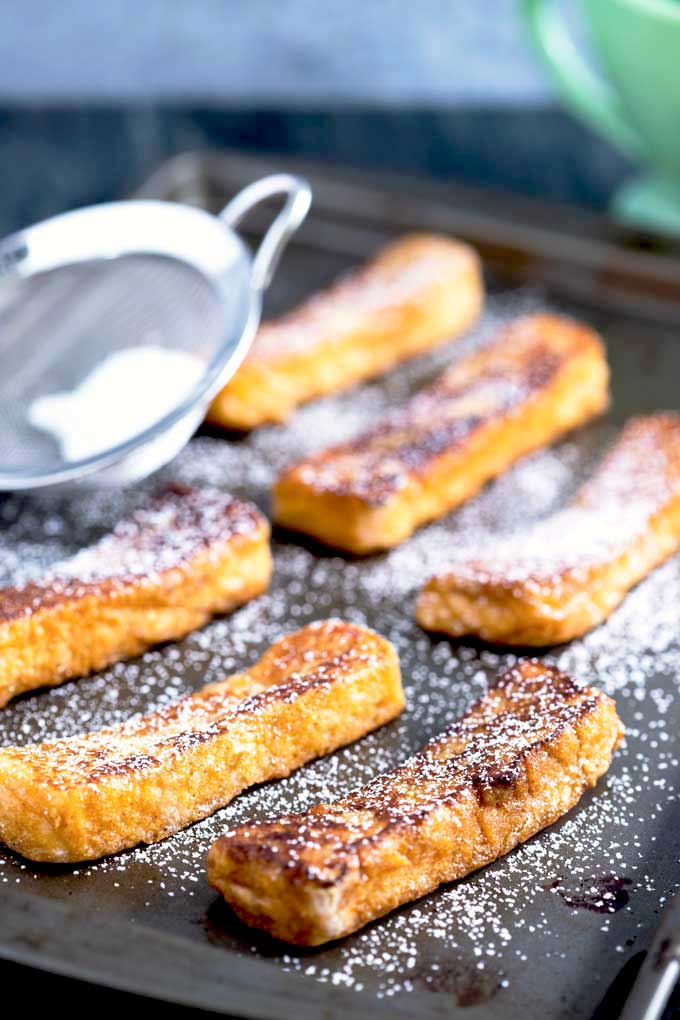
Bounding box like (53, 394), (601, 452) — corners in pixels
(0, 173), (311, 490)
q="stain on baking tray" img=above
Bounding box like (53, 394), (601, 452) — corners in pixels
(409, 940), (503, 1006)
(546, 874), (634, 914)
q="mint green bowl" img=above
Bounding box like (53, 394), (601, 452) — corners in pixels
(521, 0), (680, 234)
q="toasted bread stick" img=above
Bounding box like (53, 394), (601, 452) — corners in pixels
(0, 486), (272, 706)
(273, 314), (610, 553)
(208, 660), (623, 946)
(207, 234), (483, 430)
(417, 414), (680, 645)
(0, 620), (404, 862)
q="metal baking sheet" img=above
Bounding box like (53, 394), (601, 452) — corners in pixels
(1, 152), (680, 1019)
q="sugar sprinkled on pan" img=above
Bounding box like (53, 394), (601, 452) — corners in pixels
(0, 293), (678, 1008)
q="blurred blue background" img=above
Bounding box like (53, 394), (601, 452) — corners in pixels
(1, 1), (548, 103)
(0, 0), (630, 230)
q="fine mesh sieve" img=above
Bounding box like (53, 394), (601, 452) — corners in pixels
(0, 173), (311, 491)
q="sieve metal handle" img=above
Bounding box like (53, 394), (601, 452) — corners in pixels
(219, 174), (312, 292)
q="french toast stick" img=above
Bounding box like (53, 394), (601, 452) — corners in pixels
(208, 660), (623, 946)
(417, 414), (680, 645)
(0, 485), (271, 706)
(273, 314), (610, 553)
(207, 234), (483, 430)
(0, 620), (404, 862)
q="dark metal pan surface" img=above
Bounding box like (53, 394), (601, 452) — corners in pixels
(1, 152), (679, 1019)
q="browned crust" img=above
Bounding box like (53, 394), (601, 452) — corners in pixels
(0, 485), (272, 706)
(416, 414), (680, 645)
(207, 660), (623, 946)
(273, 314), (610, 553)
(207, 234), (483, 429)
(0, 620), (404, 862)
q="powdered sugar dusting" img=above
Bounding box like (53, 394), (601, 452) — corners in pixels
(0, 291), (678, 1014)
(427, 414), (680, 587)
(250, 236), (476, 360)
(0, 486), (265, 634)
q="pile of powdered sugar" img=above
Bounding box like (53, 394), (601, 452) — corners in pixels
(28, 346), (205, 463)
(0, 292), (678, 1011)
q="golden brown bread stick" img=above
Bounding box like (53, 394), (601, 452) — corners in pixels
(207, 234), (483, 429)
(0, 485), (271, 706)
(208, 660), (623, 946)
(273, 313), (610, 553)
(0, 620), (404, 862)
(416, 413), (680, 645)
